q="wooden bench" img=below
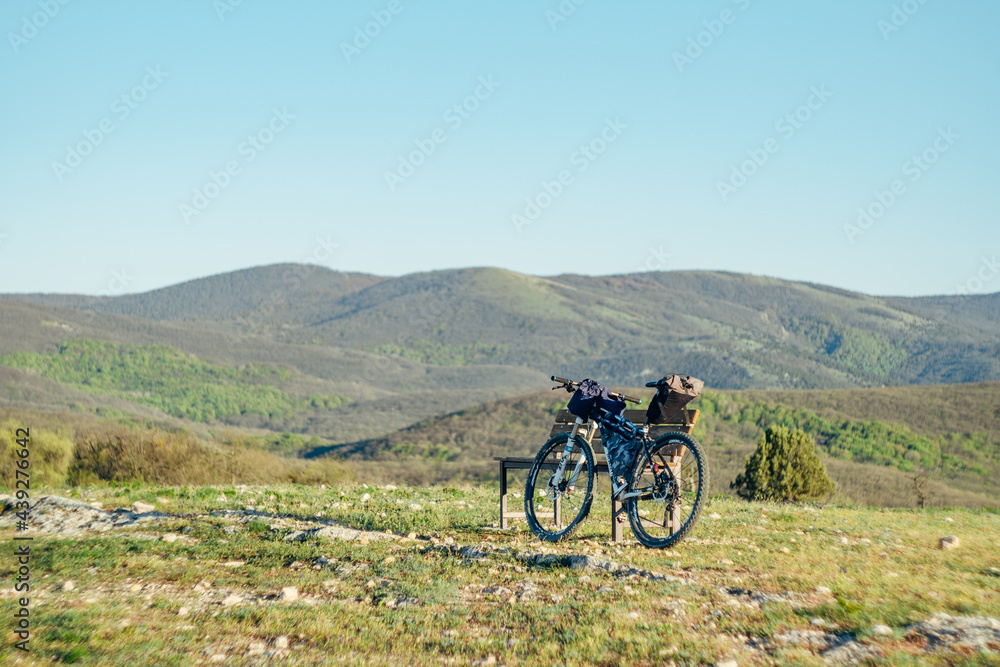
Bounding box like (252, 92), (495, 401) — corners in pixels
(496, 408), (698, 542)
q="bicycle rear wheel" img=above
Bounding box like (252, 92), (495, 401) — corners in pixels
(626, 432), (708, 549)
(524, 433), (595, 542)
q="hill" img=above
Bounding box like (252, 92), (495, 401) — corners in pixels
(6, 265), (1000, 393)
(317, 382), (1000, 509)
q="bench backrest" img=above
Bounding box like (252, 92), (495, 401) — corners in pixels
(548, 409), (698, 455)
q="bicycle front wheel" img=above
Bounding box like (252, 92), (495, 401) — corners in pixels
(626, 432), (708, 549)
(524, 433), (595, 542)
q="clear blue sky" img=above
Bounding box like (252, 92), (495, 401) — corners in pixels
(1, 0), (998, 297)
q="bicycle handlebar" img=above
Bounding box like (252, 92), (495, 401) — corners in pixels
(550, 376), (641, 405)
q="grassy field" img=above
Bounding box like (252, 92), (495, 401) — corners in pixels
(3, 483), (999, 665)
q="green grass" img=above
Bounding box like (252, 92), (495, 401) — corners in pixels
(2, 483), (999, 665)
(0, 339), (351, 423)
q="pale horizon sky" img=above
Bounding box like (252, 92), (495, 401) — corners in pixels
(2, 1), (998, 298)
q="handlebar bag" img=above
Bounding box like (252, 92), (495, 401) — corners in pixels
(567, 379), (601, 418)
(568, 379), (628, 419)
(645, 374), (704, 424)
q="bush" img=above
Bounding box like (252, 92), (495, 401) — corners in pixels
(68, 423), (352, 487)
(0, 421), (75, 488)
(731, 425), (835, 502)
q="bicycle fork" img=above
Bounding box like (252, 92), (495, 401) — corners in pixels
(550, 417), (589, 495)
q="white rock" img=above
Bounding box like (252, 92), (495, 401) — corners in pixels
(247, 642), (266, 655)
(716, 660), (738, 667)
(209, 654), (226, 663)
(939, 536), (960, 550)
(709, 512), (721, 519)
(223, 561), (244, 568)
(280, 587), (299, 602)
(810, 617), (827, 627)
(360, 493), (371, 502)
(61, 580), (75, 591)
(221, 594), (243, 606)
(945, 517), (954, 523)
(385, 485), (397, 490)
(275, 636), (289, 649)
(178, 607), (189, 616)
(872, 624), (893, 636)
(132, 502), (155, 513)
(839, 536), (849, 545)
(216, 496), (227, 503)
(161, 533), (179, 543)
(409, 504), (423, 511)
(815, 586), (832, 596)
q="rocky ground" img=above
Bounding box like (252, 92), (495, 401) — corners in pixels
(2, 487), (999, 665)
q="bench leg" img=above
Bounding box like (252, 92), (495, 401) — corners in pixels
(500, 461), (508, 529)
(611, 497), (625, 543)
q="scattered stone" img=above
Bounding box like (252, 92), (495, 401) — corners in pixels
(247, 642), (266, 656)
(223, 561), (244, 568)
(222, 525), (240, 534)
(406, 532), (417, 540)
(409, 504), (423, 511)
(178, 607), (189, 617)
(279, 587), (299, 602)
(780, 547), (790, 554)
(161, 533), (179, 543)
(709, 512), (722, 519)
(383, 556), (396, 565)
(906, 613), (1000, 652)
(221, 594), (243, 606)
(132, 502), (155, 514)
(129, 583), (143, 593)
(716, 659), (738, 667)
(209, 654), (226, 663)
(810, 617), (827, 627)
(360, 493), (371, 502)
(61, 580), (75, 591)
(945, 517), (954, 523)
(275, 636), (289, 649)
(88, 502), (102, 509)
(216, 496), (227, 503)
(939, 536), (960, 550)
(872, 624), (893, 636)
(839, 536), (849, 545)
(815, 586), (832, 596)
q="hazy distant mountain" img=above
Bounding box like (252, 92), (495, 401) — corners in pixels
(6, 264), (1000, 392)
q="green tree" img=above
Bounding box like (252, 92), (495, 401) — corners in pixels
(731, 425), (835, 502)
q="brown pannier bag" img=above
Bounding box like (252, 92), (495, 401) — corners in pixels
(645, 374), (704, 424)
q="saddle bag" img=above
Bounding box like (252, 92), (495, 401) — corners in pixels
(645, 374), (704, 424)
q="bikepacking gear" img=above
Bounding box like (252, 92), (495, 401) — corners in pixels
(567, 379), (627, 419)
(645, 374), (704, 424)
(601, 427), (635, 489)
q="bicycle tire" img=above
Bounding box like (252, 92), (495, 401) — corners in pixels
(524, 433), (596, 542)
(626, 432), (709, 549)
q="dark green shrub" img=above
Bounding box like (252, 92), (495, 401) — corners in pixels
(731, 425), (835, 502)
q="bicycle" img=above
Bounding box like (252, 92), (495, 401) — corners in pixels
(524, 375), (709, 549)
